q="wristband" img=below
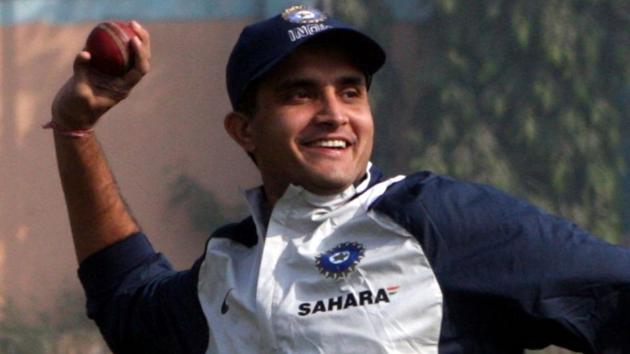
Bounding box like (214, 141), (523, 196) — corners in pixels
(42, 120), (94, 138)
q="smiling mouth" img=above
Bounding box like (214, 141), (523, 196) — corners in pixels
(306, 139), (350, 149)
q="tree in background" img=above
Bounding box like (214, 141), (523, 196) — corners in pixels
(331, 0), (629, 243)
(168, 175), (246, 237)
(331, 1), (627, 352)
(0, 293), (107, 353)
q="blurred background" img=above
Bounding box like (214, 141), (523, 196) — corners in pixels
(0, 0), (628, 352)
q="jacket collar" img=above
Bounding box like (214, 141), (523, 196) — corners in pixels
(212, 164), (385, 247)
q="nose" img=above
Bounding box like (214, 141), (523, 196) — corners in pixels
(314, 89), (348, 127)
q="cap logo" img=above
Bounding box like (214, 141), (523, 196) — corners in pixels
(282, 5), (327, 24)
(287, 23), (332, 42)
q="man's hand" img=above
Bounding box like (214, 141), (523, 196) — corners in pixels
(50, 21), (149, 262)
(51, 21), (151, 130)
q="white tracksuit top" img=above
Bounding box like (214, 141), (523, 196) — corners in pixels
(197, 171), (443, 353)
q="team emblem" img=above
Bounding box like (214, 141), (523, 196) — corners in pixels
(316, 242), (365, 279)
(282, 5), (327, 24)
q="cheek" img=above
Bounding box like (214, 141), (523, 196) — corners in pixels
(265, 110), (308, 138)
(364, 118), (375, 138)
(355, 115), (375, 164)
(250, 114), (299, 157)
(355, 113), (375, 143)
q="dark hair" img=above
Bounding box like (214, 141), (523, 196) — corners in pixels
(232, 82), (259, 164)
(234, 82), (259, 118)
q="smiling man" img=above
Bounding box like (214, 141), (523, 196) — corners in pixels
(48, 5), (630, 354)
(224, 39), (375, 204)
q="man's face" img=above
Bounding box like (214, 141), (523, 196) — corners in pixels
(243, 43), (374, 203)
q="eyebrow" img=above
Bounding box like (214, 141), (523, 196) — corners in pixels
(274, 78), (316, 93)
(274, 74), (366, 92)
(337, 75), (366, 88)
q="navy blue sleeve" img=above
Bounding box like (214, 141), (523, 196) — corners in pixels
(372, 172), (630, 354)
(78, 233), (208, 354)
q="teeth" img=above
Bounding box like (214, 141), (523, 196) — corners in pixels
(314, 140), (347, 148)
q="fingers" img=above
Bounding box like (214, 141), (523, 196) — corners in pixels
(131, 21), (151, 58)
(125, 21), (151, 83)
(131, 36), (151, 74)
(52, 20), (151, 128)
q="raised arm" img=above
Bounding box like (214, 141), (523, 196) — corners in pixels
(50, 21), (151, 263)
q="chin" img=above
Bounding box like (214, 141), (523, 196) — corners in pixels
(303, 171), (357, 195)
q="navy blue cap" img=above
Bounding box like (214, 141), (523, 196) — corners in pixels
(226, 5), (386, 109)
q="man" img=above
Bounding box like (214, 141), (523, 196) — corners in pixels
(49, 5), (630, 354)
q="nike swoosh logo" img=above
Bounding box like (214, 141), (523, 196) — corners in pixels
(221, 288), (233, 315)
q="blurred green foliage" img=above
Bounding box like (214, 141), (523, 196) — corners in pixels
(0, 293), (108, 353)
(333, 0), (629, 243)
(168, 175), (246, 236)
(331, 0), (628, 352)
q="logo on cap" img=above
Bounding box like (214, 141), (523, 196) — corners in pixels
(316, 242), (365, 279)
(282, 5), (327, 24)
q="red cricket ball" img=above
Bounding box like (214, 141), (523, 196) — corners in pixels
(85, 21), (136, 76)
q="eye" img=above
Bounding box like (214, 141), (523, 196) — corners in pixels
(283, 87), (314, 103)
(293, 88), (310, 99)
(340, 87), (361, 100)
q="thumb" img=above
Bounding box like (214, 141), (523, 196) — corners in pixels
(72, 50), (92, 79)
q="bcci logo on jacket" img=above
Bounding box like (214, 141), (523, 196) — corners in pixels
(315, 242), (365, 279)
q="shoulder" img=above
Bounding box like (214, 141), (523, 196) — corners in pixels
(209, 216), (257, 247)
(369, 171), (538, 236)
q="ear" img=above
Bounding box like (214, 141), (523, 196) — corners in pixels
(224, 111), (256, 153)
